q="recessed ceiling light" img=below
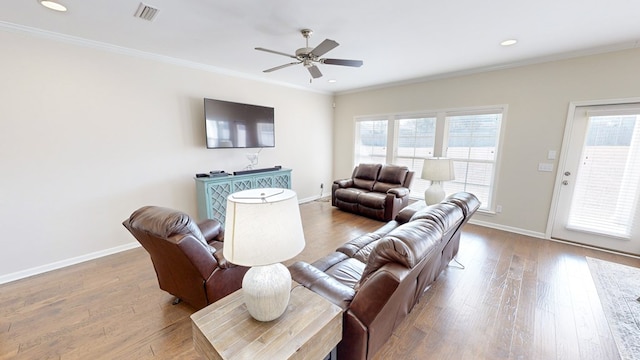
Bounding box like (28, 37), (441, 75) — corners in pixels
(328, 79), (337, 83)
(500, 39), (518, 47)
(39, 0), (67, 12)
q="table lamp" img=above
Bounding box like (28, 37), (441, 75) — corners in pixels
(223, 188), (306, 321)
(421, 158), (455, 205)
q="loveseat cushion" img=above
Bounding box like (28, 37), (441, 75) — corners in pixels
(352, 163), (382, 190)
(357, 192), (387, 209)
(358, 219), (443, 286)
(372, 165), (409, 193)
(334, 187), (369, 203)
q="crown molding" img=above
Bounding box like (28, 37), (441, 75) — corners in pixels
(337, 41), (640, 95)
(0, 20), (331, 95)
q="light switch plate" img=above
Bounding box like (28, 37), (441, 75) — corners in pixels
(538, 163), (554, 172)
(548, 150), (557, 160)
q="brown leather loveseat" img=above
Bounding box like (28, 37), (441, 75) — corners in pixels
(123, 206), (248, 309)
(290, 192), (480, 360)
(332, 163), (414, 221)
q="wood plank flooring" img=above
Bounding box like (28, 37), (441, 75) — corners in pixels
(1, 199), (639, 359)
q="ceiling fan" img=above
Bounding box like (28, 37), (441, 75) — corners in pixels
(255, 29), (363, 79)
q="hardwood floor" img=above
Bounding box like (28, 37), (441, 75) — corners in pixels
(1, 199), (638, 359)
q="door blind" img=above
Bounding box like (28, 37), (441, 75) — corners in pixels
(567, 114), (640, 238)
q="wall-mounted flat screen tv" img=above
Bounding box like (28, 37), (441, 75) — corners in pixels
(204, 98), (275, 149)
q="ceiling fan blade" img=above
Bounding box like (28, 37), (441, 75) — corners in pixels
(255, 47), (297, 59)
(321, 58), (364, 67)
(310, 39), (339, 57)
(263, 62), (301, 73)
(307, 65), (323, 79)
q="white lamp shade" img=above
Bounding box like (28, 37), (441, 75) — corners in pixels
(223, 188), (305, 266)
(421, 158), (455, 181)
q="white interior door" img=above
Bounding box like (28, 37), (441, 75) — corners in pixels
(551, 102), (640, 255)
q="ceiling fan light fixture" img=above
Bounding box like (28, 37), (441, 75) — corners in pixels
(500, 39), (518, 47)
(39, 0), (67, 12)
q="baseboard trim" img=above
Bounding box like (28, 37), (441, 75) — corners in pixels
(0, 197), (321, 285)
(470, 219), (640, 259)
(299, 195), (322, 204)
(469, 219), (546, 239)
(0, 242), (141, 285)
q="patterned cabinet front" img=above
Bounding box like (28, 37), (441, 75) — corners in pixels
(195, 168), (292, 227)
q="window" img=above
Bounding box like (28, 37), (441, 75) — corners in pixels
(354, 119), (388, 165)
(444, 112), (502, 209)
(354, 107), (505, 211)
(395, 117), (436, 197)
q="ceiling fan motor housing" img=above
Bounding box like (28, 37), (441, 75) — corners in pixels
(296, 47), (314, 57)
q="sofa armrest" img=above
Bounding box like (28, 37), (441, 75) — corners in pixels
(197, 219), (224, 243)
(332, 179), (354, 206)
(387, 187), (410, 198)
(333, 178), (354, 188)
(289, 261), (356, 310)
(349, 263), (410, 326)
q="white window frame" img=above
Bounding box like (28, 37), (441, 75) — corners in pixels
(353, 105), (507, 213)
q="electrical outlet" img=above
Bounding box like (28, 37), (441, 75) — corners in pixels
(320, 183), (324, 189)
(496, 205), (503, 213)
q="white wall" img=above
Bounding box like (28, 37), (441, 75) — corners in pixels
(0, 29), (334, 281)
(334, 48), (640, 236)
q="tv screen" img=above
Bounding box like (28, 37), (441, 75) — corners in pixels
(204, 98), (275, 149)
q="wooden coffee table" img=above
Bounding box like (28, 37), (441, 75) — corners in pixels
(191, 284), (342, 360)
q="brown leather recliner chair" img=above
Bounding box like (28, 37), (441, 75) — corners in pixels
(123, 206), (248, 309)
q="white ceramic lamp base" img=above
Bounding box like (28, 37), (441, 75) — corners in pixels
(242, 263), (291, 322)
(424, 181), (445, 205)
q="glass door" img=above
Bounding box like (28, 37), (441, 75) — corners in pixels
(552, 102), (640, 254)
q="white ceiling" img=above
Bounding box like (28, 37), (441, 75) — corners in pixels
(3, 0), (640, 93)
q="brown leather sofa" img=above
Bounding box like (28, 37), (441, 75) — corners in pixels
(332, 163), (414, 221)
(123, 206), (248, 309)
(290, 192), (480, 360)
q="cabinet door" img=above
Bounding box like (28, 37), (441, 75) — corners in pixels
(232, 178), (253, 192)
(254, 174), (274, 188)
(206, 182), (231, 225)
(274, 173), (291, 189)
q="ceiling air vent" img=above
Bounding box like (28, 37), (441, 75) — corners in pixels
(134, 3), (159, 21)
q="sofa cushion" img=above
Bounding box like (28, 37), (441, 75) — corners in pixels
(358, 219), (443, 285)
(338, 233), (383, 263)
(410, 203), (463, 233)
(353, 163), (382, 190)
(336, 221), (402, 259)
(312, 252), (350, 272)
(373, 165), (408, 193)
(324, 258), (366, 289)
(445, 192), (481, 218)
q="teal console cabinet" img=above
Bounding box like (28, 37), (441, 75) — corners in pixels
(195, 168), (292, 226)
